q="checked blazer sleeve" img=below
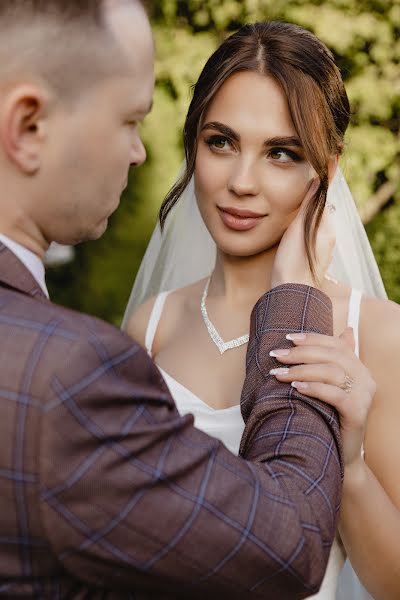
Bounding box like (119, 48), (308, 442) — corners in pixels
(239, 284), (343, 597)
(39, 285), (341, 599)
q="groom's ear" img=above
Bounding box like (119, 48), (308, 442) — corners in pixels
(327, 156), (339, 183)
(0, 84), (50, 175)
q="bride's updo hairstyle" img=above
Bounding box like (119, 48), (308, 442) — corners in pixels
(160, 21), (350, 278)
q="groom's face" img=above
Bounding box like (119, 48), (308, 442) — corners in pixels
(0, 1), (155, 247)
(42, 2), (155, 244)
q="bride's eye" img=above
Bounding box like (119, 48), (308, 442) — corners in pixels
(205, 135), (232, 151)
(269, 147), (302, 163)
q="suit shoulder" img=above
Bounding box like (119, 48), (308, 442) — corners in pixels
(37, 298), (164, 398)
(0, 287), (142, 354)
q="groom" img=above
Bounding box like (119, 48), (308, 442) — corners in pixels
(0, 1), (342, 598)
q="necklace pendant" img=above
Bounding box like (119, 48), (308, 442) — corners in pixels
(200, 278), (249, 354)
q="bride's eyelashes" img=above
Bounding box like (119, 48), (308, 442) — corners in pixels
(269, 148), (303, 163)
(204, 134), (233, 152)
(204, 135), (303, 164)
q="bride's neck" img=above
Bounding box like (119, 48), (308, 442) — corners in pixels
(210, 246), (277, 306)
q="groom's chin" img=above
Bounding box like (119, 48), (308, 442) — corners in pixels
(61, 219), (109, 246)
(89, 219), (109, 241)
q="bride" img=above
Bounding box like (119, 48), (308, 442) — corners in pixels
(124, 21), (400, 600)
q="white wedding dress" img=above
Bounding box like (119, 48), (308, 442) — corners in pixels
(144, 285), (364, 599)
(125, 167), (381, 599)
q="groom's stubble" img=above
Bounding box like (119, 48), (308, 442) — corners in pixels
(0, 0), (154, 257)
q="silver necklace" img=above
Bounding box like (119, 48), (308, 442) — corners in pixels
(200, 278), (249, 354)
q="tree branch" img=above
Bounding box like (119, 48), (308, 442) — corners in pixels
(360, 180), (397, 225)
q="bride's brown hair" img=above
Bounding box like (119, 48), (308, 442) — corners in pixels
(159, 21), (350, 278)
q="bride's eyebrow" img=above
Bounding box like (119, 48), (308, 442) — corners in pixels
(201, 121), (239, 141)
(265, 136), (302, 148)
(201, 121), (302, 148)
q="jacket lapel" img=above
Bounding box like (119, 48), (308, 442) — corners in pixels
(0, 242), (48, 300)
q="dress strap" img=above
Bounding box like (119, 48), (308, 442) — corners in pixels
(347, 289), (362, 358)
(347, 289), (367, 461)
(145, 291), (170, 357)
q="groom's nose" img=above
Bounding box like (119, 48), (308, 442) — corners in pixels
(130, 134), (147, 167)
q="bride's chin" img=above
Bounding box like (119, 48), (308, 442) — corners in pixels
(206, 221), (283, 258)
(214, 238), (277, 259)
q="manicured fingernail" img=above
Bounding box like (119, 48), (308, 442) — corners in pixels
(269, 367), (290, 375)
(291, 381), (309, 390)
(269, 349), (291, 357)
(286, 333), (306, 341)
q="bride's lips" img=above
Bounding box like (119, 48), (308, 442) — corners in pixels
(217, 206), (267, 231)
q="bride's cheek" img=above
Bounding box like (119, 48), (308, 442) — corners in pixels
(266, 187), (300, 217)
(266, 169), (313, 215)
(195, 154), (218, 195)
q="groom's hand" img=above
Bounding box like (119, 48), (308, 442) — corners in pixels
(271, 178), (336, 289)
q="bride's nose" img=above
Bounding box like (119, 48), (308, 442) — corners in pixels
(227, 157), (260, 197)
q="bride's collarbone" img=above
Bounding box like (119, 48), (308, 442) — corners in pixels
(155, 326), (247, 411)
(152, 285), (250, 410)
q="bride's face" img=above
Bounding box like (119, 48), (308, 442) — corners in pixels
(194, 71), (316, 257)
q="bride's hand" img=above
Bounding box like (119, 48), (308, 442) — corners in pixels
(269, 328), (376, 468)
(271, 178), (336, 288)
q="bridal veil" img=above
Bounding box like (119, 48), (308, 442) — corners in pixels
(123, 166), (386, 327)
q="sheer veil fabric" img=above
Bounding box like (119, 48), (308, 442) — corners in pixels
(122, 165), (385, 600)
(123, 165), (386, 324)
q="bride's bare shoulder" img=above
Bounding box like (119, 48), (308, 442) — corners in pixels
(125, 295), (158, 349)
(319, 279), (399, 346)
(125, 278), (207, 349)
(324, 278), (400, 352)
(360, 294), (400, 351)
(167, 278), (207, 306)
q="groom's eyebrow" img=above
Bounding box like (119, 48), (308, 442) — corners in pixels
(201, 121), (302, 147)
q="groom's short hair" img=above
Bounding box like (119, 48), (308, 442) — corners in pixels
(0, 0), (147, 101)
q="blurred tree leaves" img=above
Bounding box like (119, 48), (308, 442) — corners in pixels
(47, 0), (400, 320)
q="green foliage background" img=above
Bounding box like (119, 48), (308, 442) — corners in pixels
(47, 0), (400, 324)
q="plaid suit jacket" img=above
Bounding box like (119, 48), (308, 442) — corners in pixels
(0, 242), (342, 599)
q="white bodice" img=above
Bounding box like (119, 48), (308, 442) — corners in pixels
(159, 366), (243, 454)
(145, 288), (363, 600)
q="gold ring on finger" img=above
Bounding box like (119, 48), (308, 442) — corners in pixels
(340, 374), (354, 394)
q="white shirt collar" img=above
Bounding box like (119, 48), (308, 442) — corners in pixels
(0, 234), (49, 298)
